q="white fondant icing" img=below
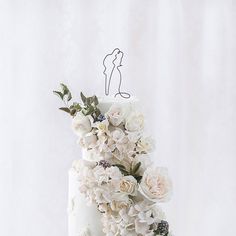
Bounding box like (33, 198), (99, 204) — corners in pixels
(78, 227), (91, 236)
(98, 96), (139, 114)
(68, 169), (104, 236)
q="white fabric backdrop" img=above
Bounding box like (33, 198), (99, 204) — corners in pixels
(1, 0), (236, 236)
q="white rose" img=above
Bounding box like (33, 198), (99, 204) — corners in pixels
(79, 133), (97, 149)
(106, 105), (125, 126)
(125, 112), (144, 132)
(119, 176), (137, 196)
(72, 113), (92, 137)
(139, 167), (172, 202)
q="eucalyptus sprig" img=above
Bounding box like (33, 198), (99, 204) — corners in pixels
(53, 83), (101, 119)
(80, 92), (101, 117)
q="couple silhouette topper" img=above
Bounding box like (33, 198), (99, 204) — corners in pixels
(102, 48), (130, 99)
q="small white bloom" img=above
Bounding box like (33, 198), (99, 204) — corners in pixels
(106, 166), (123, 180)
(96, 133), (116, 156)
(127, 131), (142, 143)
(134, 218), (151, 235)
(139, 167), (172, 202)
(94, 118), (109, 133)
(106, 105), (125, 126)
(101, 213), (121, 235)
(116, 137), (135, 157)
(110, 199), (131, 212)
(72, 113), (92, 137)
(125, 112), (144, 132)
(111, 128), (125, 143)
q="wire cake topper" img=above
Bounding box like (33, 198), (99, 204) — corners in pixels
(103, 48), (131, 99)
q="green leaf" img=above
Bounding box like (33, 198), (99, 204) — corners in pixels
(113, 164), (126, 170)
(53, 91), (64, 100)
(87, 106), (94, 114)
(59, 107), (71, 114)
(71, 102), (81, 110)
(93, 96), (99, 105)
(94, 108), (101, 117)
(84, 106), (95, 115)
(112, 164), (129, 175)
(67, 92), (72, 101)
(80, 92), (87, 104)
(87, 97), (93, 105)
(70, 109), (77, 116)
(81, 108), (87, 116)
(134, 175), (142, 183)
(120, 169), (129, 175)
(60, 83), (69, 95)
(132, 162), (141, 174)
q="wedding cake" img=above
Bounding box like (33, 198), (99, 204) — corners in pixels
(54, 49), (173, 236)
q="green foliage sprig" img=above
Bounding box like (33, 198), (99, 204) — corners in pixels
(113, 162), (142, 183)
(53, 83), (101, 118)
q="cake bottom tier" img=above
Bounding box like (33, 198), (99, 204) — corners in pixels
(68, 169), (104, 236)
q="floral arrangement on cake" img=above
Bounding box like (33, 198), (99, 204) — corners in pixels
(54, 84), (173, 236)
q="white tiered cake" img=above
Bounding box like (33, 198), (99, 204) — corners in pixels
(54, 83), (172, 236)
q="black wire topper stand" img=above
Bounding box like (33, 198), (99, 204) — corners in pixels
(103, 48), (131, 99)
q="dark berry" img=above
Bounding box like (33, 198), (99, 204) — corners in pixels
(98, 160), (111, 169)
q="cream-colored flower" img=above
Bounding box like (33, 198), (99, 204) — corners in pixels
(72, 113), (92, 137)
(125, 112), (144, 132)
(94, 119), (109, 133)
(106, 105), (125, 126)
(110, 199), (131, 212)
(119, 176), (137, 196)
(139, 167), (172, 202)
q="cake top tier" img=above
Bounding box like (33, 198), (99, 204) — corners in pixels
(98, 96), (139, 114)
